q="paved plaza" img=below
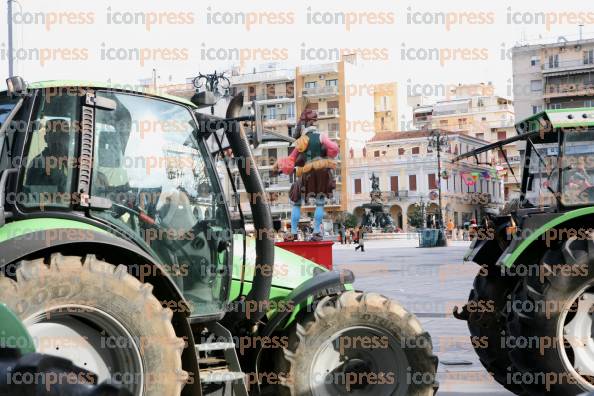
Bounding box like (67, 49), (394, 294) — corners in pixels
(333, 239), (514, 395)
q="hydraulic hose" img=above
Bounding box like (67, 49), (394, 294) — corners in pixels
(224, 93), (274, 324)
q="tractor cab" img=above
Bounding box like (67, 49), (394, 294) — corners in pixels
(1, 79), (234, 318)
(518, 109), (594, 210)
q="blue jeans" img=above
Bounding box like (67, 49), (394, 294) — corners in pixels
(291, 196), (326, 235)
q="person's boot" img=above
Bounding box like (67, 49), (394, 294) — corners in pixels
(310, 233), (323, 242)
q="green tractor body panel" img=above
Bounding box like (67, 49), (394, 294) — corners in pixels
(500, 207), (594, 268)
(0, 219), (343, 327)
(0, 218), (108, 242)
(0, 303), (35, 354)
(230, 235), (327, 297)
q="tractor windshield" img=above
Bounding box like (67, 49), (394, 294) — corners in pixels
(90, 91), (232, 317)
(561, 129), (594, 206)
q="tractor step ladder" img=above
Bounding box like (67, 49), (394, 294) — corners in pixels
(196, 323), (248, 396)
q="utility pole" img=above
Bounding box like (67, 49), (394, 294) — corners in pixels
(428, 129), (448, 228)
(7, 0), (14, 77)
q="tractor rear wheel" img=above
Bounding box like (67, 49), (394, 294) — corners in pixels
(0, 253), (188, 396)
(278, 291), (438, 396)
(466, 270), (524, 394)
(507, 238), (594, 395)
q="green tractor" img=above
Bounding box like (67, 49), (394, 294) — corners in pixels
(0, 76), (437, 395)
(455, 108), (594, 395)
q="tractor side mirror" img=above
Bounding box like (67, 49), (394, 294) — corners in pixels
(6, 76), (27, 96)
(191, 91), (217, 109)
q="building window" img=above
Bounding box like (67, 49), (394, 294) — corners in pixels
(497, 131), (506, 141)
(267, 105), (277, 120)
(374, 150), (380, 157)
(412, 147), (420, 155)
(549, 103), (562, 110)
(584, 50), (594, 65)
(428, 173), (437, 190)
(286, 82), (294, 98)
(326, 79), (338, 87)
(549, 54), (559, 68)
(354, 178), (362, 194)
(409, 175), (417, 191)
(585, 100), (594, 108)
(530, 56), (540, 67)
(304, 81), (317, 89)
(398, 148), (405, 155)
(530, 80), (543, 92)
(532, 105), (543, 114)
(390, 176), (399, 192)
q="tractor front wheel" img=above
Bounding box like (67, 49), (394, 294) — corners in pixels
(0, 253), (188, 396)
(278, 291), (438, 396)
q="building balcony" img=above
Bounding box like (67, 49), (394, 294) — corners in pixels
(542, 59), (594, 74)
(318, 108), (340, 118)
(244, 93), (295, 102)
(262, 113), (296, 123)
(302, 86), (339, 97)
(543, 83), (594, 99)
(299, 63), (339, 75)
(230, 69), (296, 85)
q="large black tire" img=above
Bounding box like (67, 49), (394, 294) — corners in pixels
(277, 291), (438, 396)
(466, 270), (524, 394)
(507, 238), (594, 395)
(0, 253), (188, 396)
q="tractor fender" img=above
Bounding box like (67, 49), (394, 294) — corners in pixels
(0, 227), (187, 313)
(260, 269), (355, 338)
(0, 226), (202, 395)
(499, 207), (594, 268)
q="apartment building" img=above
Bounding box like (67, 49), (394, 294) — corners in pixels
(409, 84), (521, 200)
(294, 58), (375, 219)
(228, 67), (297, 220)
(512, 38), (594, 121)
(348, 130), (505, 231)
(374, 83), (399, 132)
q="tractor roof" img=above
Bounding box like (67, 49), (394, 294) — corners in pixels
(454, 107), (594, 163)
(518, 107), (594, 133)
(20, 80), (197, 108)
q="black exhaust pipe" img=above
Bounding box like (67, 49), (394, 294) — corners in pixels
(224, 94), (274, 325)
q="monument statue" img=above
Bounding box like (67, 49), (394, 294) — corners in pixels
(360, 173), (396, 232)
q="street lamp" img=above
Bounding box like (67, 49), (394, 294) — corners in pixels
(427, 129), (449, 228)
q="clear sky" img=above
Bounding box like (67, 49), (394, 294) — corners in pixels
(1, 0), (593, 124)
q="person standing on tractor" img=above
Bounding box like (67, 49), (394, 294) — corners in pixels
(275, 109), (339, 241)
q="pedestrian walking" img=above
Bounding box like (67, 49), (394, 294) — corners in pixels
(355, 226), (366, 252)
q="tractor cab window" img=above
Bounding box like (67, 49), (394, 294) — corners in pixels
(525, 143), (559, 208)
(561, 129), (594, 206)
(0, 92), (20, 172)
(21, 89), (80, 207)
(91, 92), (231, 317)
